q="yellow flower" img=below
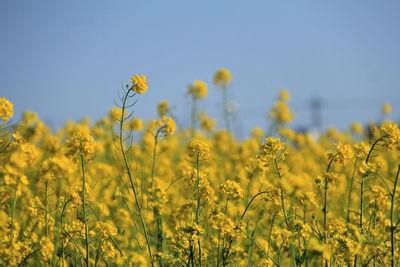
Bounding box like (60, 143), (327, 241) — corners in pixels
(108, 107), (124, 121)
(328, 143), (354, 163)
(161, 116), (176, 135)
(65, 126), (96, 160)
(382, 102), (391, 114)
(126, 117), (144, 131)
(39, 236), (54, 262)
(279, 89), (290, 102)
(41, 156), (75, 182)
(157, 100), (170, 117)
(187, 80), (208, 99)
(219, 179), (243, 200)
(251, 127), (264, 139)
(199, 112), (216, 132)
(213, 68), (232, 88)
(380, 122), (400, 149)
(94, 221), (118, 239)
(350, 122), (363, 134)
(268, 100), (294, 124)
(0, 97), (13, 123)
(187, 139), (210, 160)
(131, 74), (148, 94)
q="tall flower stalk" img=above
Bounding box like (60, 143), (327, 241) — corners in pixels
(118, 81), (153, 265)
(79, 155), (89, 267)
(65, 126), (96, 266)
(187, 80), (208, 136)
(214, 69), (233, 133)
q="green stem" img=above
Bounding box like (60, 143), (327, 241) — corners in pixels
(191, 97), (197, 137)
(240, 191), (268, 220)
(222, 86), (230, 133)
(274, 159), (289, 228)
(45, 181), (49, 238)
(94, 240), (103, 267)
(267, 212), (277, 253)
(347, 159), (358, 223)
(359, 180), (364, 228)
(60, 200), (68, 267)
(10, 188), (17, 233)
(195, 152), (202, 267)
(355, 137), (384, 266)
(151, 127), (164, 188)
(80, 155), (89, 267)
(390, 165), (400, 267)
(323, 156), (336, 242)
(322, 156), (336, 267)
(119, 89), (153, 265)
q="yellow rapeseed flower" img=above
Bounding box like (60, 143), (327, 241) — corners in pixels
(269, 100), (294, 124)
(382, 102), (391, 114)
(187, 139), (210, 160)
(131, 74), (148, 94)
(157, 100), (170, 117)
(187, 80), (208, 99)
(65, 126), (96, 160)
(127, 117), (144, 131)
(213, 68), (232, 88)
(0, 97), (13, 123)
(279, 89), (290, 102)
(39, 236), (54, 262)
(161, 116), (176, 135)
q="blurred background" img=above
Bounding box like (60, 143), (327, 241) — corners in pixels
(1, 0), (399, 138)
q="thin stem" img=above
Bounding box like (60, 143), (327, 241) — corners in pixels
(355, 137), (384, 266)
(360, 137), (383, 230)
(240, 191), (268, 220)
(80, 155), (89, 267)
(347, 159), (358, 223)
(239, 228), (279, 266)
(191, 97), (197, 137)
(365, 137), (383, 163)
(151, 127), (164, 188)
(59, 200), (69, 267)
(45, 181), (49, 238)
(195, 152), (202, 267)
(10, 188), (17, 234)
(274, 159), (289, 228)
(323, 155), (336, 242)
(267, 212), (277, 253)
(222, 86), (231, 133)
(390, 165), (400, 267)
(119, 89), (153, 265)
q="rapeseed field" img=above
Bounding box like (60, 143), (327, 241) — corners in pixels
(0, 70), (399, 266)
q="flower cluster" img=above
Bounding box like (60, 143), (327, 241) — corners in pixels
(380, 122), (400, 150)
(187, 139), (210, 160)
(268, 89), (294, 125)
(157, 100), (170, 117)
(0, 97), (13, 123)
(130, 74), (148, 94)
(187, 80), (208, 99)
(328, 143), (354, 164)
(257, 137), (286, 171)
(213, 68), (232, 88)
(161, 116), (176, 135)
(219, 179), (243, 200)
(65, 127), (96, 160)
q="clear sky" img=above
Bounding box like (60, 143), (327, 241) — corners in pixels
(1, 0), (399, 137)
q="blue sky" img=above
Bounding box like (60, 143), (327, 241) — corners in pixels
(1, 0), (399, 137)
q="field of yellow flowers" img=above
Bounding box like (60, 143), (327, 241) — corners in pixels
(0, 70), (399, 266)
